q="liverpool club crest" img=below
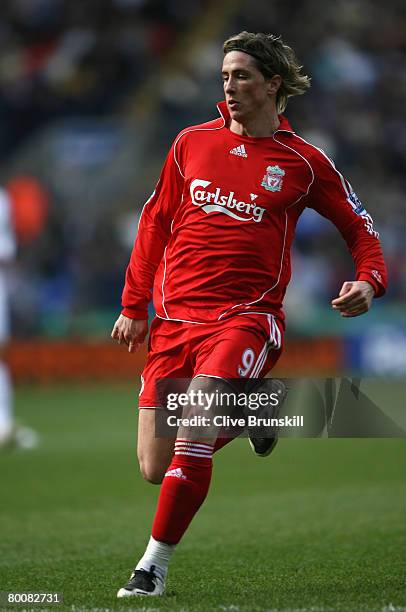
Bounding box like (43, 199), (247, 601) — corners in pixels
(261, 165), (285, 192)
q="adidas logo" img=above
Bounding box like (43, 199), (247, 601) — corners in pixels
(229, 144), (247, 158)
(165, 467), (187, 480)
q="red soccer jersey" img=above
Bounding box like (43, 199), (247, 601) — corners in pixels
(122, 101), (387, 324)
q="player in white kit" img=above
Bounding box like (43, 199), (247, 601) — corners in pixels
(0, 187), (37, 449)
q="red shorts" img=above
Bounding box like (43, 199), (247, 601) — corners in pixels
(139, 313), (284, 408)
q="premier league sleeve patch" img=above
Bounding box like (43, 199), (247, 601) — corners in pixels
(347, 191), (366, 215)
(347, 190), (379, 238)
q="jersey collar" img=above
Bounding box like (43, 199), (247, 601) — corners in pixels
(216, 100), (294, 135)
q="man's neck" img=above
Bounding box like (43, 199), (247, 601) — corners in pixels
(229, 110), (280, 138)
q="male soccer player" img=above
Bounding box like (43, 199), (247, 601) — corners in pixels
(111, 32), (387, 596)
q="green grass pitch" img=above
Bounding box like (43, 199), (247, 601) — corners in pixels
(1, 382), (405, 611)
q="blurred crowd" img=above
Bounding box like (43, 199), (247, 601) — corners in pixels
(0, 0), (404, 336)
(0, 0), (209, 336)
(0, 0), (206, 159)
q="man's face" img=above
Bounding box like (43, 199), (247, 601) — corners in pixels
(222, 51), (274, 122)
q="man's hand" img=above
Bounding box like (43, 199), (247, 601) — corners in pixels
(111, 315), (148, 353)
(331, 281), (375, 318)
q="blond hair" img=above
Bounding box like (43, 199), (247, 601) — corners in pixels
(223, 31), (311, 113)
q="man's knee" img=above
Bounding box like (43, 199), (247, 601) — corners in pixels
(137, 408), (174, 484)
(137, 441), (174, 484)
(137, 453), (166, 484)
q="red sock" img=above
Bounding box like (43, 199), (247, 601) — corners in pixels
(151, 439), (213, 545)
(214, 437), (234, 453)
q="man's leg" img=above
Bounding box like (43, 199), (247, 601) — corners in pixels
(150, 375), (224, 545)
(116, 408), (177, 597)
(137, 408), (175, 484)
(118, 314), (277, 597)
(118, 376), (231, 597)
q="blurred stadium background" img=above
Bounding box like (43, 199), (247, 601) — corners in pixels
(0, 0), (405, 382)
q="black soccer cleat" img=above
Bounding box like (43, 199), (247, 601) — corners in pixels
(117, 565), (165, 597)
(249, 435), (279, 457)
(248, 378), (289, 458)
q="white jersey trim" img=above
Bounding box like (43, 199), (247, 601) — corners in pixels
(136, 188), (155, 231)
(249, 315), (281, 378)
(161, 246), (169, 318)
(193, 373), (229, 381)
(250, 341), (268, 378)
(138, 406), (164, 410)
(156, 313), (207, 325)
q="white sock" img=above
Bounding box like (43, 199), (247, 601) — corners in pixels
(0, 361), (12, 441)
(136, 536), (176, 581)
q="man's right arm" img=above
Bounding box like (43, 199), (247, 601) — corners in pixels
(112, 139), (185, 350)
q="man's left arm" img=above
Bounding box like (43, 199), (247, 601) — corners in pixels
(307, 151), (388, 317)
